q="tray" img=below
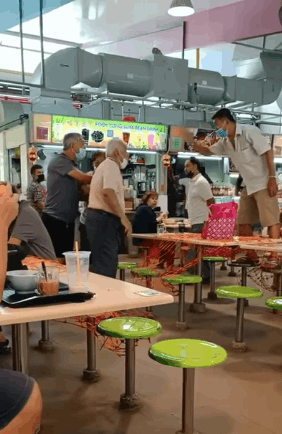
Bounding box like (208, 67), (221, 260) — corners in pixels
(2, 282), (95, 308)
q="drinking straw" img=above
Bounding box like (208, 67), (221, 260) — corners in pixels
(75, 241), (82, 287)
(41, 261), (48, 281)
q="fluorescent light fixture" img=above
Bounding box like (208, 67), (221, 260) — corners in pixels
(229, 173), (239, 178)
(168, 0), (195, 17)
(39, 145), (157, 155)
(99, 40), (114, 45)
(128, 150), (157, 154)
(178, 152), (222, 161)
(274, 158), (282, 163)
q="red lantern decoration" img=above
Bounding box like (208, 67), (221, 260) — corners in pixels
(122, 116), (136, 122)
(28, 147), (38, 164)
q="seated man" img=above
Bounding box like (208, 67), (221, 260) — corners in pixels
(0, 183), (42, 434)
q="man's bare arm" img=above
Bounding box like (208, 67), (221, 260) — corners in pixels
(192, 141), (213, 155)
(68, 169), (92, 184)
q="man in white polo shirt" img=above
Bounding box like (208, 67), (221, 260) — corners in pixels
(185, 157), (214, 282)
(185, 157), (214, 232)
(85, 138), (131, 278)
(193, 108), (280, 267)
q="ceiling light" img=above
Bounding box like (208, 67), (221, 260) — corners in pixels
(168, 0), (195, 17)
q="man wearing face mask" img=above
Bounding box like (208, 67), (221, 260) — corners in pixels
(42, 133), (92, 258)
(27, 164), (46, 215)
(193, 108), (280, 268)
(86, 138), (132, 278)
(185, 157), (214, 282)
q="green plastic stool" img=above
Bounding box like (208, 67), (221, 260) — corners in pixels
(203, 257), (226, 301)
(132, 268), (158, 312)
(97, 317), (162, 409)
(163, 275), (202, 329)
(265, 297), (282, 311)
(149, 339), (227, 434)
(216, 286), (263, 351)
(117, 262), (138, 281)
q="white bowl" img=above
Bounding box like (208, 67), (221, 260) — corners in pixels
(6, 270), (39, 294)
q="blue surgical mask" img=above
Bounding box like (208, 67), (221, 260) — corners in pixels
(76, 148), (87, 161)
(216, 128), (227, 138)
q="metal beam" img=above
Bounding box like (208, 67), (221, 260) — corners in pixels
(4, 30), (81, 48)
(0, 43), (53, 55)
(19, 0), (24, 84)
(39, 0), (45, 88)
(232, 41), (282, 54)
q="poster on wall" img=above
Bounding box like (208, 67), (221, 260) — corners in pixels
(33, 114), (52, 143)
(51, 115), (168, 151)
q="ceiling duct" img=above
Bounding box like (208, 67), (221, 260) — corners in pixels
(30, 47), (282, 109)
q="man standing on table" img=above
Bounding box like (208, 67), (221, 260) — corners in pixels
(86, 138), (132, 278)
(193, 108), (280, 268)
(42, 133), (92, 258)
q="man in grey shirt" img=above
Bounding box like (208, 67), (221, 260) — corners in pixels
(9, 200), (56, 259)
(42, 133), (92, 257)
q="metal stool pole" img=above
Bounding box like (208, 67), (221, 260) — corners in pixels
(233, 298), (246, 351)
(38, 321), (54, 351)
(83, 328), (100, 382)
(120, 339), (139, 408)
(207, 262), (217, 300)
(241, 267), (249, 307)
(220, 260), (227, 271)
(176, 368), (195, 434)
(146, 276), (153, 312)
(190, 247), (205, 313)
(177, 284), (186, 329)
(228, 266), (236, 277)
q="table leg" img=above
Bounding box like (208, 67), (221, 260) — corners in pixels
(119, 269), (125, 281)
(241, 268), (249, 307)
(38, 321), (54, 351)
(177, 284), (186, 329)
(146, 276), (152, 312)
(12, 323), (29, 374)
(82, 329), (100, 382)
(176, 368), (198, 434)
(120, 339), (139, 409)
(232, 298), (246, 352)
(190, 246), (206, 313)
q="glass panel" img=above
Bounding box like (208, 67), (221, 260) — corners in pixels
(8, 148), (21, 186)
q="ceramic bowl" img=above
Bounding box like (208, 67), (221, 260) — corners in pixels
(6, 270), (39, 294)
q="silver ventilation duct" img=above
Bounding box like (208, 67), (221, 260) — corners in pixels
(30, 47), (282, 108)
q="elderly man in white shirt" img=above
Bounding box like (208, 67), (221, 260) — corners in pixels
(193, 108), (280, 268)
(85, 138), (131, 278)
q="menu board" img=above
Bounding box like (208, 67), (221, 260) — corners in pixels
(51, 115), (168, 151)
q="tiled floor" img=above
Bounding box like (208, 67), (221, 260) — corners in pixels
(1, 260), (282, 434)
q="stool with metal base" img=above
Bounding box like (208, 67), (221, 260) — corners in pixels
(227, 261), (255, 306)
(203, 257), (226, 300)
(215, 286), (263, 351)
(265, 297), (282, 314)
(220, 260), (228, 271)
(138, 246), (149, 266)
(261, 267), (282, 313)
(98, 317), (162, 409)
(132, 268), (158, 312)
(163, 275), (202, 329)
(149, 339), (227, 434)
(117, 262), (138, 281)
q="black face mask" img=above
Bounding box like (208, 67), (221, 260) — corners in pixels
(186, 171), (193, 178)
(37, 174), (45, 183)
